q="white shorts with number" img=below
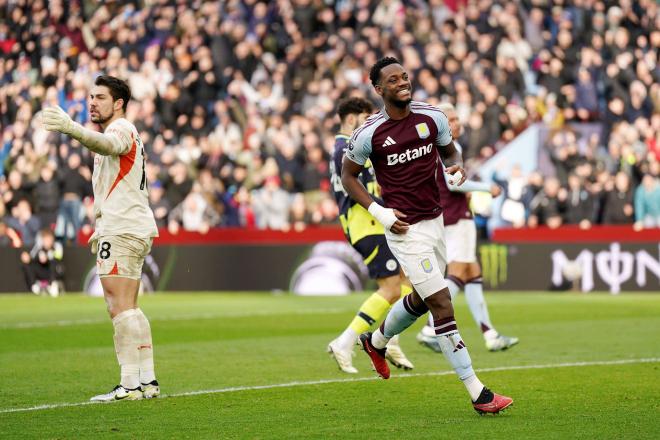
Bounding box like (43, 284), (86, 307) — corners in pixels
(384, 215), (447, 299)
(445, 219), (477, 264)
(92, 235), (153, 280)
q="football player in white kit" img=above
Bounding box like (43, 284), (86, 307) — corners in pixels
(43, 75), (160, 402)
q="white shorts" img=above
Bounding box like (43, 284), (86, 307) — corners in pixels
(91, 234), (152, 280)
(445, 219), (477, 263)
(384, 215), (447, 299)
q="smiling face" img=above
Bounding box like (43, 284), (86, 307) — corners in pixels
(376, 63), (412, 109)
(88, 85), (123, 125)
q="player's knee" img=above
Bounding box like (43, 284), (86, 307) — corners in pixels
(447, 265), (470, 283)
(425, 289), (454, 314)
(465, 264), (482, 281)
(103, 287), (130, 317)
(408, 290), (426, 310)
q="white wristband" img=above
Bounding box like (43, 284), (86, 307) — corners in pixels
(447, 170), (464, 185)
(368, 202), (398, 231)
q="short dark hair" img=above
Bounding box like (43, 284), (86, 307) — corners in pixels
(337, 97), (373, 122)
(94, 75), (131, 112)
(369, 57), (401, 87)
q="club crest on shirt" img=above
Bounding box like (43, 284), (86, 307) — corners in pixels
(420, 258), (433, 273)
(415, 123), (430, 139)
(386, 259), (398, 271)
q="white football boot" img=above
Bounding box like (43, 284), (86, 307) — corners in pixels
(90, 385), (143, 402)
(416, 325), (444, 353)
(485, 334), (520, 352)
(327, 339), (358, 374)
(384, 335), (414, 370)
(141, 380), (160, 399)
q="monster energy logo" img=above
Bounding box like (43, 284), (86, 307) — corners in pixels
(479, 244), (508, 288)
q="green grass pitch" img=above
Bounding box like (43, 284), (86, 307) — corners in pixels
(1, 292), (659, 439)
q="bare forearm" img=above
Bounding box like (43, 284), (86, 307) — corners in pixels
(341, 173), (374, 210)
(439, 140), (463, 168)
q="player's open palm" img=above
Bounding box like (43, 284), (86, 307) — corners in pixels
(390, 209), (409, 234)
(42, 105), (74, 134)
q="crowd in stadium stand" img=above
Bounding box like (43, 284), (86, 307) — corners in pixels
(0, 0), (659, 246)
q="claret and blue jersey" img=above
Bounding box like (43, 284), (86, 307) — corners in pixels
(345, 101), (453, 225)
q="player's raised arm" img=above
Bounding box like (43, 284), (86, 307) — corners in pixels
(42, 105), (130, 156)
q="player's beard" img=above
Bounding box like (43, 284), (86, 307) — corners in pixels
(91, 111), (113, 124)
(391, 97), (412, 109)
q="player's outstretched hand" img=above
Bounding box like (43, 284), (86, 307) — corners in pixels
(390, 209), (409, 235)
(490, 184), (502, 197)
(42, 106), (74, 135)
(445, 165), (466, 186)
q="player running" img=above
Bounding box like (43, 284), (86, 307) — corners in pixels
(42, 75), (160, 402)
(342, 57), (512, 414)
(416, 103), (519, 353)
(327, 97), (413, 374)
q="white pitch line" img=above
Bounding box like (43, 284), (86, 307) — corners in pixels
(0, 308), (348, 329)
(1, 357), (657, 415)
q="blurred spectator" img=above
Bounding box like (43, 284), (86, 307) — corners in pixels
(634, 174), (660, 229)
(20, 228), (64, 296)
(163, 162), (193, 209)
(168, 189), (220, 234)
(251, 176), (291, 230)
(4, 170), (33, 211)
(149, 181), (171, 229)
(33, 164), (60, 228)
(289, 193), (310, 232)
(601, 172), (634, 224)
(6, 199), (40, 248)
(564, 174), (597, 229)
(528, 177), (565, 229)
(494, 164), (527, 228)
(55, 154), (90, 243)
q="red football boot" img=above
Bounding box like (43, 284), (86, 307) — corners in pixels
(359, 332), (390, 379)
(472, 387), (513, 414)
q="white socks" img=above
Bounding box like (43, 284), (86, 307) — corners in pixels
(463, 374), (486, 402)
(112, 309), (141, 390)
(464, 278), (496, 335)
(371, 329), (390, 349)
(436, 330), (484, 401)
(112, 308), (156, 389)
(136, 308), (156, 384)
(337, 328), (357, 351)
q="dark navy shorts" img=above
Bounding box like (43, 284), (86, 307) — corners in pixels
(352, 234), (400, 280)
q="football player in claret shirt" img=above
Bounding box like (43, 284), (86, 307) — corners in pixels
(43, 75), (160, 402)
(416, 103), (519, 353)
(342, 57), (512, 414)
(327, 97), (414, 374)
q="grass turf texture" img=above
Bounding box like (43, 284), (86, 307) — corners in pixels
(1, 292), (659, 439)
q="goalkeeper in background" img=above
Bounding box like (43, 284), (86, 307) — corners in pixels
(42, 75), (160, 402)
(327, 97), (414, 374)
